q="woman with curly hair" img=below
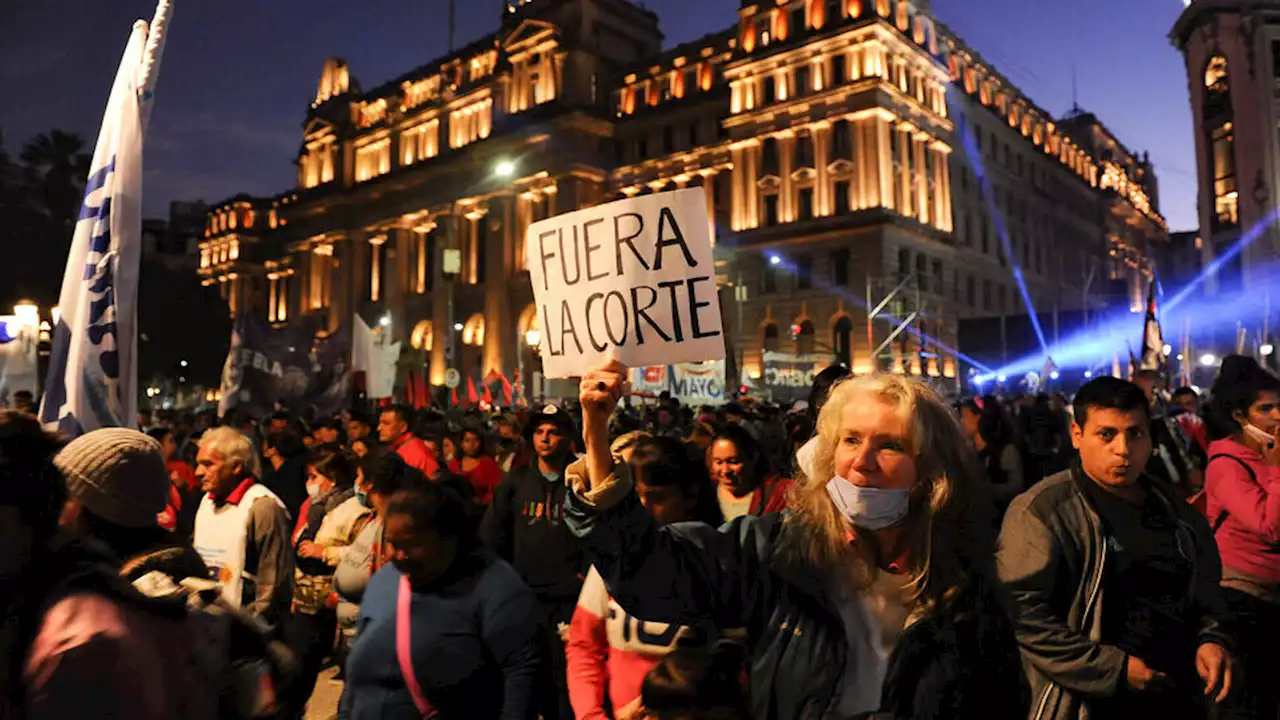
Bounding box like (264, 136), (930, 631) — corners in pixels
(566, 361), (1025, 719)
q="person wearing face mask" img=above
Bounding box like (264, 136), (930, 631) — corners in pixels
(707, 424), (793, 522)
(283, 447), (370, 719)
(568, 361), (1025, 719)
(341, 477), (543, 719)
(1203, 358), (1280, 719)
(999, 376), (1233, 719)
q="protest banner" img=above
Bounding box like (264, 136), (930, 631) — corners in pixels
(758, 351), (835, 403)
(629, 360), (727, 405)
(218, 314), (351, 418)
(525, 187), (724, 378)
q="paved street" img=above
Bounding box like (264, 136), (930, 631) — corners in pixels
(303, 667), (342, 720)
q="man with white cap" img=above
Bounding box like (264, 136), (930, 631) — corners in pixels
(194, 426), (294, 629)
(21, 428), (218, 720)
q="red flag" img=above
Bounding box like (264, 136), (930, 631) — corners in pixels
(499, 372), (513, 406)
(482, 384), (494, 406)
(450, 386), (459, 407)
(467, 376), (479, 405)
(414, 371), (429, 409)
(405, 371), (416, 407)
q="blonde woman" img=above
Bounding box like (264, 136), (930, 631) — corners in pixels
(567, 360), (1025, 719)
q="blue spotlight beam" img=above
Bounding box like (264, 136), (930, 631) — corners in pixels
(1165, 208), (1280, 312)
(951, 90), (1050, 359)
(979, 219), (1280, 383)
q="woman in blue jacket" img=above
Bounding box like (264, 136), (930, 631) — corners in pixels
(341, 475), (543, 719)
(568, 361), (1026, 719)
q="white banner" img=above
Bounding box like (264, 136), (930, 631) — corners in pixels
(629, 360), (727, 405)
(40, 19), (155, 434)
(0, 317), (38, 404)
(353, 315), (400, 399)
(526, 188), (724, 378)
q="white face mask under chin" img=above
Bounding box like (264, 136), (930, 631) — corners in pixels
(1242, 423), (1276, 449)
(825, 475), (911, 531)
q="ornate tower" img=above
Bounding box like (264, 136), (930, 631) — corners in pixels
(1171, 0), (1280, 294)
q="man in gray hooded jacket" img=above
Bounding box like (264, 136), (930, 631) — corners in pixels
(998, 377), (1233, 719)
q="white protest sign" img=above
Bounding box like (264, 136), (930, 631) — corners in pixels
(526, 187), (724, 378)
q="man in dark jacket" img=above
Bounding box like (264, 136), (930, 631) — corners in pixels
(482, 404), (582, 720)
(998, 376), (1233, 719)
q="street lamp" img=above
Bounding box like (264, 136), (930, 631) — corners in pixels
(1084, 370), (1093, 378)
(454, 322), (464, 332)
(1262, 344), (1275, 357)
(495, 160), (515, 178)
(1049, 370), (1060, 380)
(768, 255), (782, 266)
(13, 301), (38, 330)
(1200, 353), (1217, 367)
(1162, 344), (1173, 356)
(521, 328), (542, 403)
(379, 315), (392, 328)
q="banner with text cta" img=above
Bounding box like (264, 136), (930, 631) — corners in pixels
(525, 187), (725, 378)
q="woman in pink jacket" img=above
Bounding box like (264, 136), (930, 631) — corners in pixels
(566, 433), (725, 720)
(1205, 357), (1280, 719)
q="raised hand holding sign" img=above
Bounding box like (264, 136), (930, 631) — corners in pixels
(525, 187), (725, 378)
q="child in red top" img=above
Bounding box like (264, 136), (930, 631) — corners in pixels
(449, 427), (503, 504)
(567, 434), (728, 720)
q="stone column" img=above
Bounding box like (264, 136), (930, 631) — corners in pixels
(780, 133), (794, 221)
(814, 125), (830, 216)
(940, 144), (954, 232)
(876, 115), (894, 211)
(429, 213), (455, 386)
(913, 133), (929, 226)
(854, 117), (870, 209)
(483, 197), (513, 377)
(730, 147), (745, 231)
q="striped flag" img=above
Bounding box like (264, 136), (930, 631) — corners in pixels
(39, 1), (173, 436)
(1139, 283), (1165, 372)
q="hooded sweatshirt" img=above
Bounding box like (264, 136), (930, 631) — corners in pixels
(1205, 438), (1280, 585)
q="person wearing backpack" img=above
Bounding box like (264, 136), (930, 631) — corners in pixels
(1204, 358), (1280, 719)
(22, 428), (220, 720)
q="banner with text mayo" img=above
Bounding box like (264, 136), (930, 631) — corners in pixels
(525, 187), (725, 378)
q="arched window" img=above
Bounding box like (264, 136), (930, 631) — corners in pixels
(833, 316), (854, 368)
(462, 313), (485, 346)
(763, 323), (780, 352)
(1203, 54), (1237, 231)
(410, 320), (433, 351)
(795, 319), (816, 356)
(1205, 55), (1229, 94)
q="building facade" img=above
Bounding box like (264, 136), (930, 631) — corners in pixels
(1173, 0), (1280, 294)
(203, 0), (1166, 395)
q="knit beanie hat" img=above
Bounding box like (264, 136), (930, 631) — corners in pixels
(55, 428), (169, 528)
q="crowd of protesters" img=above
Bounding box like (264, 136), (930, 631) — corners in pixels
(1, 354), (1278, 719)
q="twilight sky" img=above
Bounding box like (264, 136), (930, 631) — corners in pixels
(0, 0), (1198, 230)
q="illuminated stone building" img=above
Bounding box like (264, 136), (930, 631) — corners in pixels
(204, 0), (1168, 391)
(1173, 0), (1280, 294)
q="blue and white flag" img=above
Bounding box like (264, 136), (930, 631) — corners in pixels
(39, 2), (172, 436)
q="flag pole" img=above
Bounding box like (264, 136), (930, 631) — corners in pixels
(137, 0), (172, 92)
